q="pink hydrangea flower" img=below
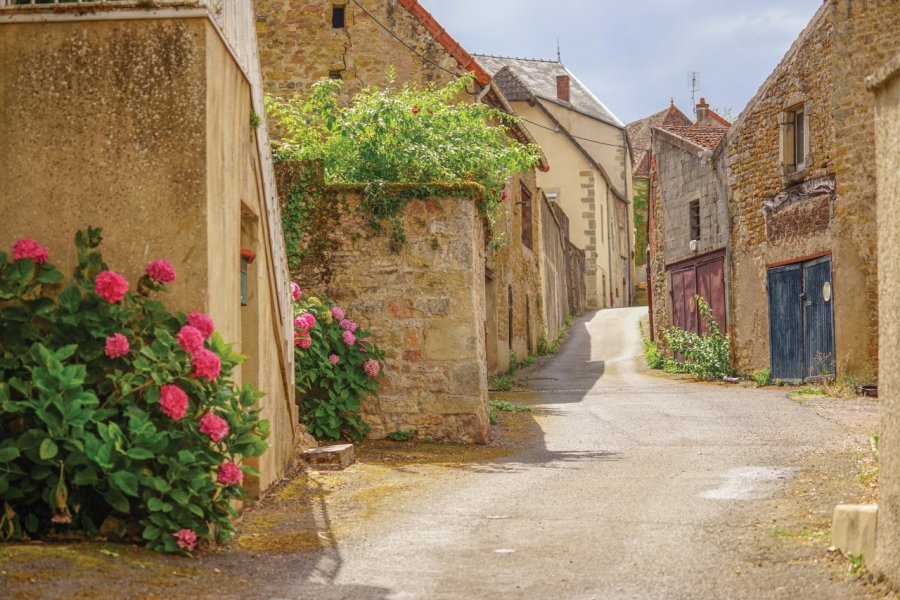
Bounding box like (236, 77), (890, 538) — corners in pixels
(199, 413), (229, 442)
(328, 354), (339, 365)
(12, 238), (49, 264)
(145, 259), (176, 283)
(104, 333), (130, 359)
(190, 348), (221, 380)
(94, 270), (129, 303)
(295, 312), (316, 331)
(217, 461), (243, 486)
(342, 330), (356, 345)
(290, 281), (301, 301)
(339, 319), (357, 332)
(176, 325), (205, 354)
(357, 341), (368, 353)
(187, 312), (215, 339)
(173, 528), (197, 552)
(159, 384), (189, 420)
(364, 359), (380, 377)
(331, 306), (345, 321)
(298, 337), (312, 349)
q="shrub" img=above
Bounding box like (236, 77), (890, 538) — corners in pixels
(291, 293), (384, 442)
(0, 229), (268, 554)
(639, 322), (664, 369)
(752, 368), (772, 387)
(662, 296), (732, 380)
(266, 70), (542, 242)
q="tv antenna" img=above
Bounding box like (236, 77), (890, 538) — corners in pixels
(688, 71), (700, 115)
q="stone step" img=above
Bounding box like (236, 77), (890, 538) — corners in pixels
(303, 443), (355, 470)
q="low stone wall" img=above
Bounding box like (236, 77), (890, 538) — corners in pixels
(276, 161), (489, 444)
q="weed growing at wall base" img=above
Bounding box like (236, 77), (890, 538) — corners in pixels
(662, 296), (733, 380)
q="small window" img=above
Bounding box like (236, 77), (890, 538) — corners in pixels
(328, 70), (343, 80)
(332, 5), (345, 28)
(689, 200), (700, 241)
(782, 104), (807, 174)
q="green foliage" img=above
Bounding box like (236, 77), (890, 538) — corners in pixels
(0, 230), (267, 554)
(266, 70), (542, 243)
(632, 178), (650, 267)
(249, 111), (261, 130)
(752, 368), (772, 387)
(386, 430), (414, 442)
(487, 374), (514, 392)
(639, 322), (664, 370)
(292, 295), (384, 442)
(848, 553), (866, 577)
(662, 296), (732, 379)
(488, 399), (532, 425)
(537, 315), (573, 356)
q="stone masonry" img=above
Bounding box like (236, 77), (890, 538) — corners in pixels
(725, 0), (898, 377)
(276, 161), (489, 444)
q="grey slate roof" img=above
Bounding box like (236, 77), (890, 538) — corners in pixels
(475, 54), (623, 127)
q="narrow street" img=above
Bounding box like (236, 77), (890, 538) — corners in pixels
(248, 307), (872, 599)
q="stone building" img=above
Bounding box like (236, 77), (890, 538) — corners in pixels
(725, 0), (899, 382)
(626, 101), (693, 286)
(869, 51), (900, 589)
(476, 55), (635, 309)
(256, 0), (583, 383)
(0, 1), (299, 494)
(647, 105), (730, 342)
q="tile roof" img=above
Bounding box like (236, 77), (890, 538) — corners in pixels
(662, 125), (728, 151)
(474, 54), (623, 127)
(625, 103), (693, 177)
(397, 0), (491, 85)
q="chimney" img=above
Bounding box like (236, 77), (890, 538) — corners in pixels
(556, 75), (570, 102)
(696, 97), (710, 126)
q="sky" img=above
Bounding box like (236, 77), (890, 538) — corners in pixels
(420, 0), (825, 125)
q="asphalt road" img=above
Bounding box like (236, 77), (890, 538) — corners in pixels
(274, 307), (865, 600)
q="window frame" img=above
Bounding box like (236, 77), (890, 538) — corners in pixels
(689, 199), (700, 242)
(780, 101), (810, 177)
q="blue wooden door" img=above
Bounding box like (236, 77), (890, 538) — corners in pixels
(768, 264), (804, 382)
(802, 256), (835, 378)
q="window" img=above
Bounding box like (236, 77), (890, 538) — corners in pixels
(782, 104), (807, 174)
(520, 182), (533, 250)
(689, 200), (700, 241)
(332, 5), (345, 28)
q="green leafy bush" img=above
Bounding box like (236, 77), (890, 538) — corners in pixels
(291, 292), (384, 442)
(639, 321), (664, 369)
(752, 368), (772, 387)
(266, 70), (542, 239)
(0, 229), (268, 554)
(662, 296), (732, 380)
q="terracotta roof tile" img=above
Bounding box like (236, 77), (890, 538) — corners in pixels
(625, 104), (693, 177)
(663, 125), (728, 150)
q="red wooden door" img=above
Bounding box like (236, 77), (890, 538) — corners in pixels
(696, 255), (726, 333)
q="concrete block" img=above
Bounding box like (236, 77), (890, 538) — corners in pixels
(303, 444), (355, 470)
(831, 504), (877, 561)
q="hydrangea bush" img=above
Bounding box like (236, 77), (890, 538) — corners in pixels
(291, 285), (384, 442)
(0, 228), (269, 554)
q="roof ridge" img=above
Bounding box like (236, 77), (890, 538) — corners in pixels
(473, 52), (560, 64)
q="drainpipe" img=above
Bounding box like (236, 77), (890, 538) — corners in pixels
(623, 130), (634, 307)
(606, 185), (614, 307)
(475, 83), (491, 104)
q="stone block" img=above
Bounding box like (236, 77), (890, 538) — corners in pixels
(423, 318), (475, 360)
(421, 394), (480, 415)
(303, 444), (355, 470)
(830, 504), (877, 561)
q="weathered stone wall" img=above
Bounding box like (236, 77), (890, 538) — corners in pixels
(648, 151), (671, 340)
(649, 129), (729, 340)
(256, 0), (457, 100)
(0, 16), (299, 493)
(276, 162), (489, 443)
(869, 51), (900, 590)
(724, 0), (893, 377)
(540, 195), (571, 343)
(485, 170), (544, 374)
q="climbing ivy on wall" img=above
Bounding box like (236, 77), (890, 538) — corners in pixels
(266, 70), (541, 248)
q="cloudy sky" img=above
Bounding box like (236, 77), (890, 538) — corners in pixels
(421, 0), (824, 125)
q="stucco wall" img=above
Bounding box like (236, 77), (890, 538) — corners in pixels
(0, 16), (298, 494)
(870, 53), (900, 588)
(276, 162), (489, 443)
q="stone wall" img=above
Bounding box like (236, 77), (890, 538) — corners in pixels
(540, 194), (571, 343)
(0, 15), (299, 494)
(256, 0), (457, 100)
(276, 161), (489, 443)
(724, 0), (895, 377)
(869, 51), (900, 589)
